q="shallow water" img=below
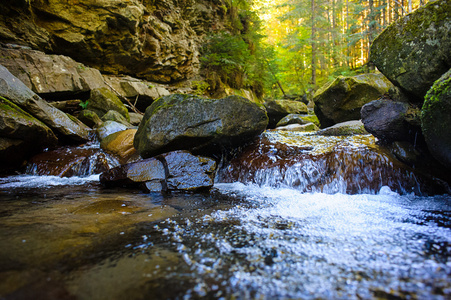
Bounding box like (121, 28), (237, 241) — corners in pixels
(0, 132), (450, 299)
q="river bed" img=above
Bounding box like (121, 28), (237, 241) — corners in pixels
(0, 132), (450, 299)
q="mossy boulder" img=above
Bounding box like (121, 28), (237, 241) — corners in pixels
(101, 110), (132, 127)
(87, 87), (130, 121)
(134, 94), (268, 158)
(264, 100), (309, 128)
(276, 113), (320, 127)
(0, 96), (57, 170)
(313, 73), (394, 128)
(370, 0), (451, 101)
(78, 109), (103, 128)
(421, 68), (451, 168)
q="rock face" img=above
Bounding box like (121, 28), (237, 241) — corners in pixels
(264, 100), (309, 128)
(0, 64), (90, 142)
(0, 96), (57, 170)
(361, 99), (421, 143)
(421, 69), (451, 168)
(0, 0), (225, 83)
(100, 150), (216, 192)
(134, 94), (268, 158)
(314, 73), (394, 128)
(370, 0), (451, 101)
(0, 47), (106, 97)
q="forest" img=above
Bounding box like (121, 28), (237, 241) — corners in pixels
(201, 0), (432, 99)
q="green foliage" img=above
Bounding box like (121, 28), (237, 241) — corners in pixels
(79, 100), (89, 109)
(191, 80), (210, 96)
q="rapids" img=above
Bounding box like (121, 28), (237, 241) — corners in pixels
(0, 131), (450, 299)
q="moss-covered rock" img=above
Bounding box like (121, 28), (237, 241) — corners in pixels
(421, 68), (451, 168)
(78, 109), (103, 129)
(101, 110), (132, 127)
(134, 94), (268, 158)
(313, 73), (394, 128)
(0, 96), (57, 170)
(276, 113), (320, 127)
(370, 0), (451, 101)
(264, 99), (309, 128)
(87, 87), (130, 121)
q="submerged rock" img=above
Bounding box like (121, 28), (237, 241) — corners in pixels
(421, 69), (451, 168)
(361, 99), (421, 143)
(134, 94), (268, 158)
(264, 100), (309, 128)
(100, 150), (216, 192)
(370, 0), (451, 101)
(313, 73), (394, 128)
(0, 96), (57, 170)
(0, 64), (90, 142)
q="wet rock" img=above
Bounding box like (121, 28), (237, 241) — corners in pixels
(26, 146), (111, 177)
(101, 110), (132, 127)
(96, 121), (129, 141)
(390, 141), (422, 166)
(0, 47), (105, 97)
(134, 94), (268, 158)
(100, 129), (138, 164)
(370, 0), (451, 101)
(78, 110), (103, 129)
(421, 69), (451, 168)
(313, 73), (394, 128)
(0, 96), (57, 170)
(264, 100), (309, 128)
(276, 114), (320, 127)
(361, 99), (421, 143)
(317, 120), (368, 136)
(0, 64), (90, 142)
(87, 88), (129, 121)
(276, 123), (319, 132)
(103, 75), (170, 112)
(100, 150), (216, 192)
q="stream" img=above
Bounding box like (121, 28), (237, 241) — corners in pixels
(0, 131), (450, 299)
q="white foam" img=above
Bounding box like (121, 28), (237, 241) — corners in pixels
(0, 174), (100, 188)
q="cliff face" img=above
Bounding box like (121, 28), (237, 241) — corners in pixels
(0, 0), (226, 83)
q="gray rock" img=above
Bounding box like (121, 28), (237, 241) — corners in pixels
(421, 68), (451, 168)
(100, 150), (216, 192)
(129, 113), (143, 126)
(0, 64), (90, 142)
(276, 113), (320, 127)
(314, 73), (394, 128)
(101, 110), (132, 127)
(96, 121), (128, 141)
(276, 123), (319, 132)
(0, 47), (106, 95)
(134, 94), (268, 158)
(361, 99), (420, 143)
(316, 120), (368, 136)
(370, 0), (451, 101)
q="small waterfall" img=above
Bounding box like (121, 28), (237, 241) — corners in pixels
(25, 143), (120, 177)
(217, 131), (445, 195)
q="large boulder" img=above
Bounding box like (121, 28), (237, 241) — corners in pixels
(0, 64), (90, 142)
(421, 69), (451, 168)
(0, 96), (57, 170)
(264, 99), (309, 128)
(0, 46), (106, 97)
(0, 0), (225, 83)
(100, 150), (216, 192)
(314, 73), (394, 128)
(134, 94), (268, 158)
(87, 87), (130, 121)
(103, 75), (170, 112)
(361, 99), (421, 143)
(370, 0), (451, 101)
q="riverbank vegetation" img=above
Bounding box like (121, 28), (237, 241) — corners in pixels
(201, 0), (432, 98)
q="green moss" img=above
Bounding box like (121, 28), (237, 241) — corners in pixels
(0, 96), (41, 123)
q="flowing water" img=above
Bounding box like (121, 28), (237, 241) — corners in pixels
(0, 131), (450, 299)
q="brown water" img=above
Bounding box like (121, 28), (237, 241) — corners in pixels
(0, 132), (450, 299)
